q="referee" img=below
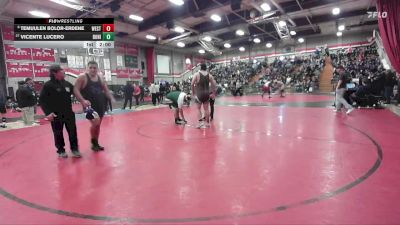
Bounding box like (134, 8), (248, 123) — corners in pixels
(39, 64), (81, 158)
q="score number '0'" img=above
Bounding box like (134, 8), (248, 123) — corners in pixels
(102, 24), (114, 32)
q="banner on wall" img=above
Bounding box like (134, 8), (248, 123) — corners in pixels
(32, 48), (55, 62)
(126, 44), (139, 55)
(103, 58), (111, 70)
(64, 68), (86, 75)
(33, 63), (50, 77)
(1, 24), (14, 41)
(125, 55), (138, 68)
(114, 68), (142, 79)
(116, 55), (124, 67)
(6, 62), (33, 77)
(4, 44), (32, 60)
(104, 70), (112, 82)
(129, 68), (142, 79)
(115, 68), (129, 78)
(115, 42), (126, 54)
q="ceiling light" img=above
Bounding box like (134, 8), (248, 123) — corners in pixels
(266, 43), (272, 48)
(174, 26), (185, 33)
(260, 3), (271, 12)
(332, 7), (340, 15)
(177, 42), (185, 47)
(146, 34), (156, 40)
(298, 38), (304, 43)
(169, 0), (184, 6)
(253, 38), (261, 43)
(129, 14), (144, 22)
(239, 47), (245, 52)
(50, 0), (84, 10)
(236, 29), (245, 36)
(210, 14), (222, 22)
(290, 30), (296, 35)
(224, 43), (231, 48)
(338, 25), (345, 31)
(336, 31), (343, 37)
(199, 49), (205, 54)
(29, 10), (50, 18)
(278, 20), (286, 27)
(202, 36), (212, 42)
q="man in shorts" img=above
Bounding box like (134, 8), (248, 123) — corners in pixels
(74, 61), (114, 151)
(261, 81), (272, 99)
(191, 63), (217, 128)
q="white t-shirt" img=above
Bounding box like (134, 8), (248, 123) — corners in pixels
(177, 92), (186, 109)
(150, 84), (157, 94)
(155, 84), (160, 93)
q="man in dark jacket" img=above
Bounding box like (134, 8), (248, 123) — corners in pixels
(0, 92), (7, 128)
(122, 81), (133, 109)
(139, 84), (145, 102)
(39, 64), (81, 158)
(16, 77), (37, 125)
(384, 71), (396, 104)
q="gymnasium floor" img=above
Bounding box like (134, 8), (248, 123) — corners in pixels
(1, 94), (400, 225)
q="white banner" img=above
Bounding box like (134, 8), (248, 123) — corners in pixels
(103, 58), (111, 70)
(104, 69), (112, 82)
(117, 55), (123, 67)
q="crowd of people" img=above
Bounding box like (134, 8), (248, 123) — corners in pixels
(175, 44), (399, 107)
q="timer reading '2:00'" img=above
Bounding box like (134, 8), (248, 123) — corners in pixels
(83, 41), (114, 48)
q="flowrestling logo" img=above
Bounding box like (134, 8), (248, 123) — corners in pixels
(367, 11), (388, 19)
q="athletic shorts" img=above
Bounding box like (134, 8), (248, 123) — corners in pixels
(196, 94), (209, 103)
(85, 101), (105, 118)
(171, 102), (178, 109)
(262, 86), (270, 92)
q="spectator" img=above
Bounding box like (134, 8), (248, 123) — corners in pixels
(122, 81), (133, 110)
(139, 84), (145, 102)
(159, 83), (166, 103)
(0, 92), (7, 128)
(16, 78), (37, 125)
(149, 82), (157, 106)
(133, 83), (141, 107)
(155, 82), (160, 104)
(105, 90), (113, 114)
(384, 71), (396, 104)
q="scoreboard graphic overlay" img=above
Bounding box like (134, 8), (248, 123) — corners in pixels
(14, 18), (114, 49)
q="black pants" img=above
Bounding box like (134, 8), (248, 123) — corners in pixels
(105, 96), (112, 111)
(123, 96), (132, 109)
(156, 92), (161, 103)
(384, 86), (393, 103)
(210, 98), (215, 119)
(140, 93), (144, 102)
(50, 114), (78, 153)
(107, 99), (112, 111)
(134, 95), (140, 106)
(152, 93), (157, 105)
